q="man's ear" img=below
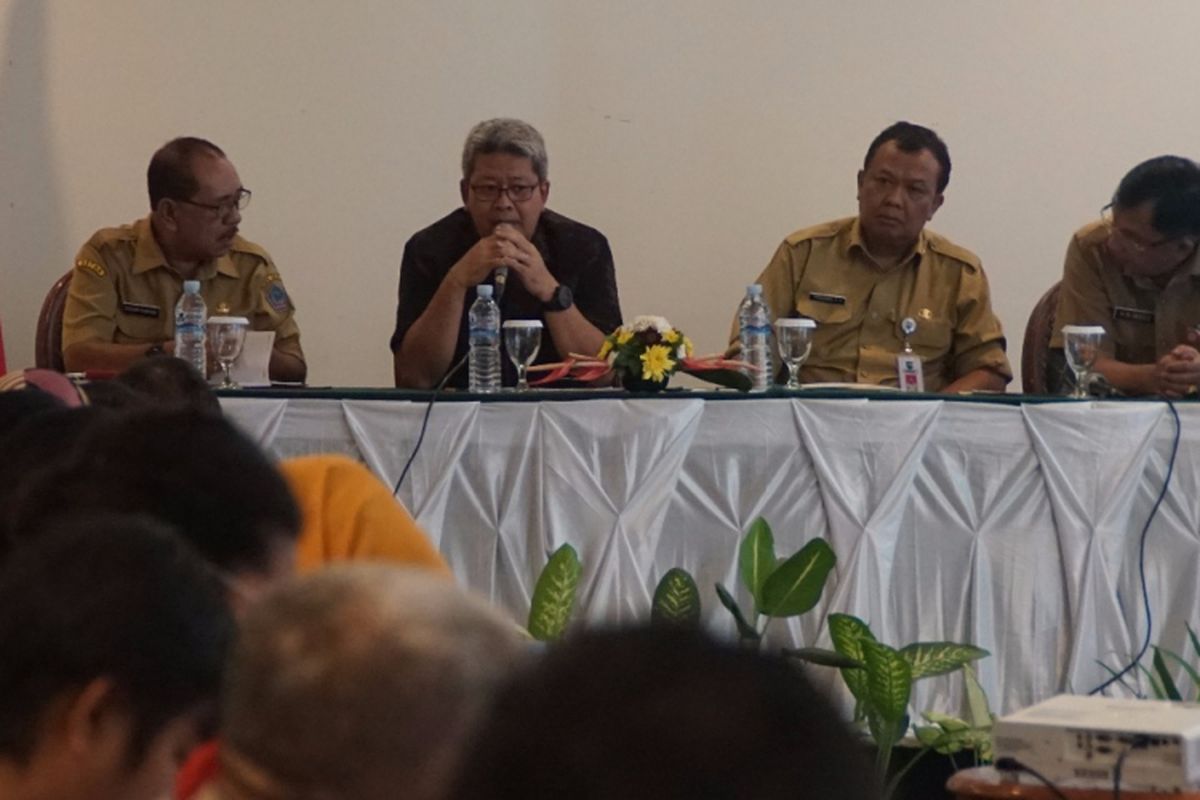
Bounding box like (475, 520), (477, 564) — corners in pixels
(539, 181), (550, 203)
(61, 677), (124, 757)
(459, 179), (469, 207)
(929, 192), (945, 220)
(154, 199), (180, 232)
(856, 169), (865, 199)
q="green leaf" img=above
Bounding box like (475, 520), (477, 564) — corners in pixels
(1137, 663), (1165, 700)
(961, 664), (993, 729)
(651, 568), (701, 627)
(900, 641), (990, 680)
(1188, 623), (1200, 664)
(759, 537), (836, 618)
(1159, 646), (1200, 693)
(921, 711), (971, 733)
(738, 517), (777, 613)
(715, 583), (760, 643)
(782, 646), (865, 669)
(1153, 647), (1183, 701)
(862, 639), (912, 723)
(829, 613), (875, 704)
(868, 708), (909, 755)
(526, 544), (582, 642)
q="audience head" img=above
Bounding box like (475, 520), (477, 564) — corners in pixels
(1104, 156), (1200, 277)
(857, 121), (949, 258)
(451, 625), (879, 800)
(114, 357), (221, 415)
(0, 514), (234, 800)
(3, 410), (300, 599)
(219, 565), (526, 800)
(0, 386), (63, 439)
(459, 118), (550, 239)
(147, 136), (248, 264)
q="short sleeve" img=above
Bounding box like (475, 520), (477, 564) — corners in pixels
(61, 243), (120, 349)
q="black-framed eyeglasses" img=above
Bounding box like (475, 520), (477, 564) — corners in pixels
(469, 183), (540, 202)
(1101, 203), (1176, 254)
(177, 187), (252, 217)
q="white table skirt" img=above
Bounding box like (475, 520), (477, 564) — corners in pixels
(222, 394), (1200, 717)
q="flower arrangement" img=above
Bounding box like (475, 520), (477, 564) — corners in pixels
(598, 315), (694, 389)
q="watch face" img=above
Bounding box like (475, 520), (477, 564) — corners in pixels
(548, 284), (573, 311)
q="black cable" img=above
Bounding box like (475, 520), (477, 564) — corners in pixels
(1089, 398), (1182, 696)
(994, 757), (1070, 800)
(392, 355), (468, 497)
(1113, 737), (1150, 800)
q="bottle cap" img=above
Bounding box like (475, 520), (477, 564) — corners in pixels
(746, 284), (763, 296)
(183, 280), (200, 293)
(476, 285), (494, 298)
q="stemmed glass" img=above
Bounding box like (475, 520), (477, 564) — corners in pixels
(775, 318), (816, 390)
(1061, 324), (1104, 399)
(206, 316), (249, 389)
(502, 320), (542, 391)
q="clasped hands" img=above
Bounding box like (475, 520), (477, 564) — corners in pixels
(449, 223), (557, 303)
(1154, 344), (1200, 397)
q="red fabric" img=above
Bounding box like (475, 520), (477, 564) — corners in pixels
(0, 321), (7, 374)
(174, 739), (220, 800)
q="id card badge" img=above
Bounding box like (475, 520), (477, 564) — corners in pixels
(896, 316), (924, 392)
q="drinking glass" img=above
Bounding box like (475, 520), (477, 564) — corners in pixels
(775, 318), (816, 389)
(1061, 324), (1104, 399)
(502, 320), (542, 391)
(206, 316), (249, 389)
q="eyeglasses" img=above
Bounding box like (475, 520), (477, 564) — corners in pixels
(178, 187), (252, 217)
(1101, 204), (1176, 254)
(469, 183), (540, 202)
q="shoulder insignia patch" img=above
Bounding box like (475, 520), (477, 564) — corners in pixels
(75, 258), (107, 278)
(265, 282), (290, 313)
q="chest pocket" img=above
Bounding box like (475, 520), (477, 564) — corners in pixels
(794, 294), (853, 326)
(903, 315), (953, 356)
(114, 304), (167, 343)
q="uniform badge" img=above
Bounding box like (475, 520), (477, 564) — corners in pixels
(75, 258), (107, 278)
(917, 307), (934, 321)
(120, 302), (160, 318)
(266, 282), (290, 313)
(215, 302), (232, 315)
(808, 292), (847, 305)
(1112, 306), (1154, 324)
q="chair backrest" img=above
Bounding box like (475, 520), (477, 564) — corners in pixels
(0, 316), (7, 374)
(1021, 281), (1062, 395)
(35, 271), (73, 371)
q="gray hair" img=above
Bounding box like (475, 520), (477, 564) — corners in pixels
(220, 565), (528, 800)
(461, 118), (549, 182)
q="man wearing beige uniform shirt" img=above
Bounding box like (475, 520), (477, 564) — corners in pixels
(731, 121), (1011, 393)
(1051, 156), (1200, 397)
(63, 137), (306, 383)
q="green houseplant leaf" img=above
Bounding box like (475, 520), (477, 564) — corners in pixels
(651, 568), (701, 627)
(527, 544), (582, 642)
(759, 537), (836, 617)
(715, 583), (760, 643)
(961, 664), (993, 729)
(782, 646), (865, 669)
(1158, 646), (1200, 694)
(1152, 647), (1183, 701)
(899, 641), (990, 679)
(738, 517), (777, 613)
(863, 639), (912, 723)
(829, 613), (875, 704)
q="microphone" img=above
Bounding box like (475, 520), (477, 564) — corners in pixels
(493, 266), (508, 302)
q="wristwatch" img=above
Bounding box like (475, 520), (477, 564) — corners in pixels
(145, 343), (166, 357)
(543, 284), (574, 312)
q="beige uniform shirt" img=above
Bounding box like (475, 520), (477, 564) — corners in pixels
(1050, 219), (1200, 363)
(730, 217), (1011, 391)
(62, 216), (303, 363)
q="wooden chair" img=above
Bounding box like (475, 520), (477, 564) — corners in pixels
(0, 316), (7, 374)
(35, 271), (73, 371)
(1020, 281), (1062, 395)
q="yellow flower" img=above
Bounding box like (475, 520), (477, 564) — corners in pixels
(598, 339), (613, 359)
(640, 344), (676, 381)
(682, 336), (694, 357)
(663, 329), (680, 345)
(616, 328), (634, 346)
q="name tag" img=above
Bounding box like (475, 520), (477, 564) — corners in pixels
(896, 353), (924, 392)
(808, 292), (846, 305)
(1113, 306), (1154, 324)
(120, 302), (160, 318)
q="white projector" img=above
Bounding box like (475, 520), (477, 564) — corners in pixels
(993, 694), (1200, 792)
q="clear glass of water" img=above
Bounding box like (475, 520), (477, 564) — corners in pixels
(775, 318), (816, 390)
(1062, 324), (1104, 399)
(502, 320), (543, 391)
(205, 316), (249, 389)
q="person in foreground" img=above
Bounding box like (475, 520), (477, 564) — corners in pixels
(1051, 155), (1200, 396)
(730, 121), (1011, 393)
(193, 566), (526, 800)
(449, 625), (879, 800)
(62, 136), (306, 382)
(391, 118), (622, 388)
(0, 515), (234, 800)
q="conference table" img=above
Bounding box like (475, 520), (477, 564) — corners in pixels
(220, 386), (1200, 717)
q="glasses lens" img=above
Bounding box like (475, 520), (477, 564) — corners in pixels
(509, 185), (535, 201)
(237, 189), (252, 211)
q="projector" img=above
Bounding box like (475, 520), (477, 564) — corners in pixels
(993, 694), (1200, 792)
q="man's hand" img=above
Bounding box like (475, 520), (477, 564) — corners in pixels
(1154, 345), (1200, 397)
(492, 223), (558, 302)
(446, 232), (522, 292)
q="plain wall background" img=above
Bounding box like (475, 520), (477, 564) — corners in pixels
(3, 1), (1200, 388)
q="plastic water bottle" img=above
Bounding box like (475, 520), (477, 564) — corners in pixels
(468, 284), (501, 393)
(174, 280), (207, 378)
(738, 283), (773, 393)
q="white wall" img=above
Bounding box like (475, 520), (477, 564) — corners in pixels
(3, 1), (1200, 388)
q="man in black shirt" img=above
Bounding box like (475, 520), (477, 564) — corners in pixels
(391, 118), (622, 389)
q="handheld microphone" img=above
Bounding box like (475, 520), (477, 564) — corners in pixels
(493, 265), (508, 301)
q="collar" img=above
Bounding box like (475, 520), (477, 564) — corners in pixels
(845, 216), (926, 268)
(132, 215), (238, 279)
